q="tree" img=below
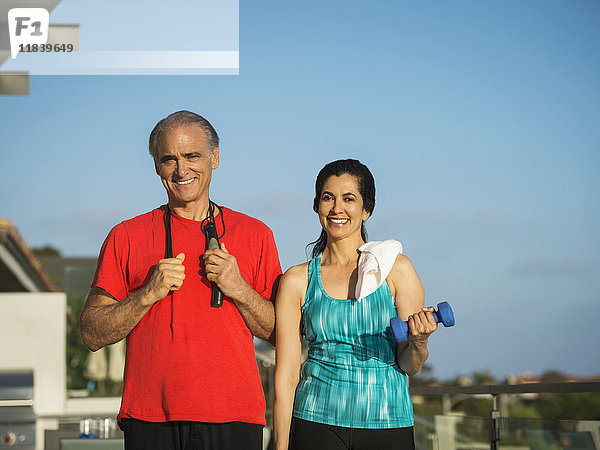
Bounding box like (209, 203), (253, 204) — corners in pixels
(66, 293), (89, 389)
(32, 245), (61, 256)
(540, 370), (567, 383)
(411, 363), (437, 386)
(473, 369), (497, 385)
(535, 393), (600, 420)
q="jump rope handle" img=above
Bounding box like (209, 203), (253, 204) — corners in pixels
(203, 221), (224, 307)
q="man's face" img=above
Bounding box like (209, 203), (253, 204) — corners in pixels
(154, 125), (219, 208)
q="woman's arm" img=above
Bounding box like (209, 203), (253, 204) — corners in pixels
(273, 264), (307, 450)
(387, 254), (437, 376)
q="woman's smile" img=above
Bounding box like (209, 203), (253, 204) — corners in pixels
(318, 173), (370, 239)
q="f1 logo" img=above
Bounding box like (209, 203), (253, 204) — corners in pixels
(8, 8), (50, 59)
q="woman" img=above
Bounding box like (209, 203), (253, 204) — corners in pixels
(273, 159), (437, 450)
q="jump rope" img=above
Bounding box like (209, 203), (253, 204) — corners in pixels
(163, 201), (225, 307)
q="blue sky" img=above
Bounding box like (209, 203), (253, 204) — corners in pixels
(1, 0), (599, 380)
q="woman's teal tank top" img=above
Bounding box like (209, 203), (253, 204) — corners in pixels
(292, 254), (414, 429)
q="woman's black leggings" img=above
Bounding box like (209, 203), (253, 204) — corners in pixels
(289, 417), (415, 450)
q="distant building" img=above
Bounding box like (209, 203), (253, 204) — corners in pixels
(0, 218), (56, 292)
(36, 256), (97, 297)
(507, 372), (600, 385)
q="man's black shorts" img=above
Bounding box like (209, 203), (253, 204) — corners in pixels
(122, 419), (262, 450)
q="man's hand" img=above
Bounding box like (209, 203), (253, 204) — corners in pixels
(80, 252), (186, 351)
(143, 252), (186, 305)
(203, 243), (276, 341)
(203, 244), (249, 300)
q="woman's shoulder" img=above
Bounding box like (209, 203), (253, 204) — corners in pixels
(387, 253), (419, 297)
(389, 253), (416, 276)
(276, 262), (310, 306)
(281, 261), (310, 286)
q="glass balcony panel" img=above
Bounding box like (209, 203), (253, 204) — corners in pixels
(413, 415), (600, 450)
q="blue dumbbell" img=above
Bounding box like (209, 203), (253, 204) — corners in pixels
(390, 301), (455, 343)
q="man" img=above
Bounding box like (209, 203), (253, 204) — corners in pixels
(80, 111), (282, 450)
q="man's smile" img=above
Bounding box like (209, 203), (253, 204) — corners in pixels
(173, 178), (195, 185)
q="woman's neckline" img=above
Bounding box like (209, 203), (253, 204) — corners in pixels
(316, 254), (356, 302)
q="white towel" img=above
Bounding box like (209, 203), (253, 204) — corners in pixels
(355, 240), (403, 301)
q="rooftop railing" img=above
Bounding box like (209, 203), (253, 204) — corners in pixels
(410, 382), (600, 450)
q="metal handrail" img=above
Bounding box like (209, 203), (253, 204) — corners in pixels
(410, 381), (600, 396)
(0, 399), (33, 407)
(409, 381), (600, 450)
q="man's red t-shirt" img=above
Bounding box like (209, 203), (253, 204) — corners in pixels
(92, 206), (281, 425)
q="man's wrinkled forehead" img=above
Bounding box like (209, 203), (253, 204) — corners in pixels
(156, 125), (215, 157)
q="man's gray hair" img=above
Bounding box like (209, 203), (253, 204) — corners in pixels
(149, 110), (220, 160)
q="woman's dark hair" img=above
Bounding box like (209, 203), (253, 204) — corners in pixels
(308, 159), (376, 258)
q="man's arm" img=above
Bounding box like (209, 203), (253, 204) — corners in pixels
(228, 283), (276, 343)
(80, 253), (186, 351)
(203, 243), (277, 343)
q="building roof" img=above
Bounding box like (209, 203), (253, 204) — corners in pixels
(0, 218), (56, 292)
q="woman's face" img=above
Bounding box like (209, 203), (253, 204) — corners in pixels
(318, 173), (370, 241)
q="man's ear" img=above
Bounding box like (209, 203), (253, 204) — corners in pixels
(211, 147), (220, 169)
(154, 158), (160, 176)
